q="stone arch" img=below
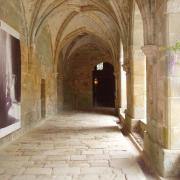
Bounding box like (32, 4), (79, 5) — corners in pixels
(135, 0), (155, 44)
(56, 28), (115, 111)
(53, 11), (117, 65)
(19, 0), (29, 44)
(55, 29), (116, 75)
(28, 0), (126, 50)
(63, 45), (112, 77)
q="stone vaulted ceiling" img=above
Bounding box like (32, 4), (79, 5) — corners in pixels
(20, 0), (154, 73)
(21, 0), (132, 66)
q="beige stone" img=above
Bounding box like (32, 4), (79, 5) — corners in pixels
(11, 175), (37, 180)
(0, 0), (180, 178)
(24, 168), (52, 175)
(53, 167), (81, 175)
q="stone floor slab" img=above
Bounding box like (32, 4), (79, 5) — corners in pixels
(0, 111), (157, 180)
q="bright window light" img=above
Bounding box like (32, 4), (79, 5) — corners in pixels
(97, 62), (103, 71)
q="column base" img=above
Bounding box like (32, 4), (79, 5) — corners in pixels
(144, 132), (180, 177)
(115, 107), (121, 117)
(125, 113), (140, 131)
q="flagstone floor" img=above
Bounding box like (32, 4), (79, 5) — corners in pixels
(0, 111), (157, 180)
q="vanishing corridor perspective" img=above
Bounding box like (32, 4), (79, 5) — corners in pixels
(0, 0), (180, 179)
(0, 111), (155, 180)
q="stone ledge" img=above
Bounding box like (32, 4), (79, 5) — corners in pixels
(124, 113), (146, 133)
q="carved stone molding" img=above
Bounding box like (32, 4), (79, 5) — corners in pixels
(142, 45), (159, 57)
(122, 63), (130, 74)
(141, 45), (159, 65)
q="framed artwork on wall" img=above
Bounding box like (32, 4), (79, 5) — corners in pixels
(0, 20), (21, 138)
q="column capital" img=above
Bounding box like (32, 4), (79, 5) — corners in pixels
(141, 45), (159, 57)
(122, 63), (130, 74)
(142, 45), (159, 65)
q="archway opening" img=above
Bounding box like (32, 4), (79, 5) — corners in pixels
(93, 62), (115, 108)
(57, 32), (114, 111)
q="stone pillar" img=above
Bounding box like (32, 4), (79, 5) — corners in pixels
(158, 3), (180, 176)
(46, 73), (58, 116)
(167, 52), (180, 149)
(122, 61), (133, 131)
(57, 73), (64, 113)
(114, 70), (121, 115)
(142, 45), (180, 177)
(141, 45), (158, 123)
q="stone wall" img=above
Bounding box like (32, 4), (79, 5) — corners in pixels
(63, 57), (113, 110)
(58, 34), (114, 111)
(0, 0), (180, 177)
(0, 1), (57, 148)
(64, 64), (93, 110)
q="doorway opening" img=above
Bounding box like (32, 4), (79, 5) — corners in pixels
(41, 79), (46, 118)
(93, 62), (115, 108)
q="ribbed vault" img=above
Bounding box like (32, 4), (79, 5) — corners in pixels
(17, 0), (154, 111)
(21, 0), (130, 66)
(58, 31), (113, 110)
(19, 0), (154, 69)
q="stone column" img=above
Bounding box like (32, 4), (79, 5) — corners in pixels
(141, 45), (158, 124)
(57, 73), (64, 113)
(142, 45), (160, 172)
(122, 61), (133, 131)
(142, 45), (180, 177)
(114, 70), (121, 115)
(166, 2), (180, 151)
(159, 3), (180, 176)
(167, 51), (180, 149)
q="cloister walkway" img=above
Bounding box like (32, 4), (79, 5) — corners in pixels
(0, 110), (156, 180)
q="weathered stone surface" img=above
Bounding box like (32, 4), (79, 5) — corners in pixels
(24, 168), (52, 175)
(0, 112), (153, 179)
(0, 0), (180, 178)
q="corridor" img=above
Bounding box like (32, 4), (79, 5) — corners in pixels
(0, 111), (155, 180)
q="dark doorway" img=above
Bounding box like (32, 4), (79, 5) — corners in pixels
(93, 62), (115, 108)
(41, 79), (46, 118)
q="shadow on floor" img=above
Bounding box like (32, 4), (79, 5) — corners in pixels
(64, 107), (117, 116)
(32, 126), (121, 135)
